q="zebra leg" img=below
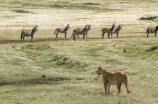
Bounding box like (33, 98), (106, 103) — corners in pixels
(31, 36), (33, 42)
(65, 32), (67, 38)
(155, 32), (157, 37)
(21, 32), (24, 42)
(108, 33), (110, 38)
(21, 35), (23, 42)
(73, 33), (76, 40)
(23, 36), (25, 42)
(54, 29), (57, 35)
(56, 32), (58, 38)
(102, 32), (105, 39)
(117, 33), (118, 38)
(71, 33), (73, 38)
(147, 33), (149, 38)
(83, 34), (85, 40)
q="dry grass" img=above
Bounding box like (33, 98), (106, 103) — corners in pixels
(0, 0), (158, 104)
(0, 0), (157, 40)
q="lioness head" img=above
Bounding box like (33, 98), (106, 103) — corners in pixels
(97, 67), (102, 76)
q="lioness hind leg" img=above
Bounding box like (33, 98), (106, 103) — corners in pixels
(107, 84), (111, 94)
(124, 83), (131, 94)
(124, 80), (131, 94)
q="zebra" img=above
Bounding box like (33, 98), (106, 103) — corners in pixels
(101, 23), (116, 39)
(71, 25), (90, 38)
(146, 25), (158, 37)
(77, 25), (91, 38)
(54, 24), (70, 38)
(113, 24), (122, 38)
(85, 25), (91, 38)
(21, 26), (38, 42)
(72, 25), (89, 40)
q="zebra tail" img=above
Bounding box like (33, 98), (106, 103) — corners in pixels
(54, 29), (57, 35)
(145, 30), (148, 34)
(71, 31), (75, 37)
(145, 28), (150, 34)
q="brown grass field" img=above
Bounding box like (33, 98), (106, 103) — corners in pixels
(0, 0), (158, 104)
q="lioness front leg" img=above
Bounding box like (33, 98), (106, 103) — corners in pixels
(104, 82), (108, 95)
(107, 84), (111, 94)
(117, 83), (122, 94)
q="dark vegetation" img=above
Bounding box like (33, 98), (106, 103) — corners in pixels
(146, 45), (158, 51)
(139, 16), (158, 21)
(51, 54), (87, 69)
(13, 9), (30, 13)
(7, 1), (123, 12)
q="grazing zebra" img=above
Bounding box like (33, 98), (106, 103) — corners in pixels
(146, 25), (158, 37)
(54, 24), (70, 38)
(72, 25), (88, 40)
(21, 26), (38, 42)
(113, 24), (122, 38)
(101, 23), (116, 39)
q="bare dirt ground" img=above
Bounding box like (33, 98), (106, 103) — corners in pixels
(0, 38), (102, 44)
(0, 77), (84, 86)
(0, 77), (71, 86)
(0, 39), (70, 44)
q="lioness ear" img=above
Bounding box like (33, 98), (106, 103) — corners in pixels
(99, 66), (101, 69)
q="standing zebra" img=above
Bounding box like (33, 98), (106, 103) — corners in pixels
(77, 25), (91, 38)
(101, 23), (116, 39)
(72, 25), (88, 40)
(146, 25), (158, 37)
(54, 24), (70, 38)
(85, 25), (91, 38)
(72, 25), (91, 38)
(21, 26), (38, 42)
(113, 24), (122, 38)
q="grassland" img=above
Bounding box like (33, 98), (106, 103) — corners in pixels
(0, 0), (158, 104)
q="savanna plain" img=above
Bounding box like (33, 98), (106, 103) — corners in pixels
(0, 0), (158, 104)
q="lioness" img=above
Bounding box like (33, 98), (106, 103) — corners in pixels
(97, 67), (131, 95)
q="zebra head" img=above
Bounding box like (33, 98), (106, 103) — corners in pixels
(112, 23), (116, 28)
(32, 26), (38, 32)
(118, 24), (122, 29)
(67, 24), (70, 29)
(83, 25), (88, 31)
(88, 25), (91, 30)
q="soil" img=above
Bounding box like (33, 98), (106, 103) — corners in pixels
(0, 38), (101, 44)
(0, 39), (70, 44)
(0, 77), (84, 86)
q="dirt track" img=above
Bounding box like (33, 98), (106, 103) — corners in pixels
(0, 77), (84, 86)
(0, 39), (72, 44)
(0, 38), (101, 44)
